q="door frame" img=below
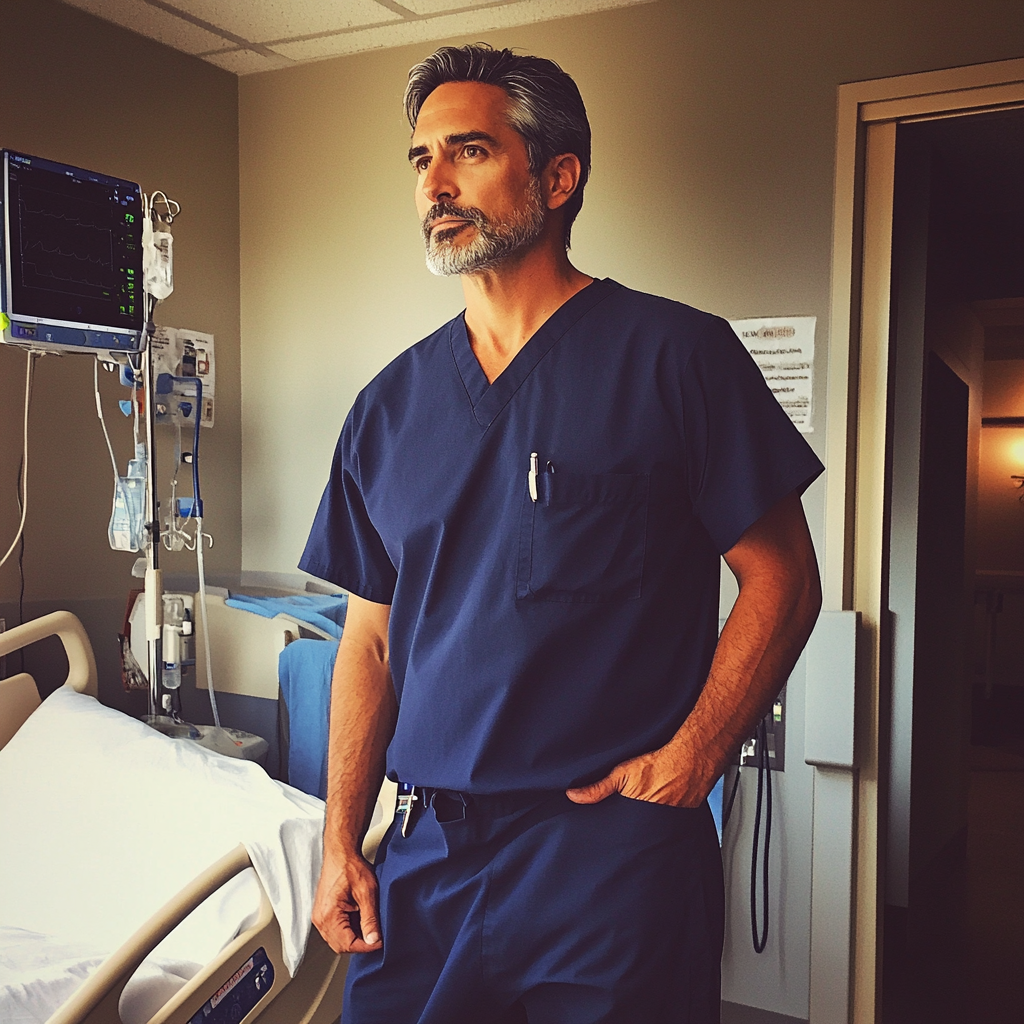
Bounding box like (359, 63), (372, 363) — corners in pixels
(823, 55), (1024, 1024)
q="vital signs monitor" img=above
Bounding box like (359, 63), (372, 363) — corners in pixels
(0, 149), (144, 354)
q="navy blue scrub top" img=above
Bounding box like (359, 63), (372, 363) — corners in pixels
(301, 279), (824, 795)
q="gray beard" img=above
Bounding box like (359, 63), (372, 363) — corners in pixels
(423, 179), (546, 277)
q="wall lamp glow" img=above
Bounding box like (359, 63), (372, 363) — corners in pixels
(981, 416), (1024, 503)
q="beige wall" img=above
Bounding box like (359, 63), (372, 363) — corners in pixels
(0, 0), (242, 615)
(238, 0), (1024, 578)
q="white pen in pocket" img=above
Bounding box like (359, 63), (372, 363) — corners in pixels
(529, 452), (539, 502)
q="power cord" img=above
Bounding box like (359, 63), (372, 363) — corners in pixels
(94, 358), (126, 496)
(14, 451), (27, 676)
(195, 514), (221, 729)
(1, 351), (38, 571)
(720, 716), (774, 955)
(750, 718), (772, 953)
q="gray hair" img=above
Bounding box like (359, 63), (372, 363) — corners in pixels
(404, 43), (591, 249)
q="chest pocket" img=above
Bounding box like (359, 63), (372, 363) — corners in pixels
(516, 470), (650, 602)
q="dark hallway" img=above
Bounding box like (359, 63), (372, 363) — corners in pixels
(882, 106), (1024, 1024)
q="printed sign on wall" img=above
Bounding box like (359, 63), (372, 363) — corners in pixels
(729, 316), (816, 433)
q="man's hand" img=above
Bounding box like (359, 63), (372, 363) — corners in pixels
(566, 738), (717, 808)
(312, 846), (384, 954)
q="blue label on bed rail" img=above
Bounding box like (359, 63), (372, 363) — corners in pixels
(189, 946), (274, 1023)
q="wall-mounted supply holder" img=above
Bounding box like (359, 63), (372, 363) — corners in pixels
(736, 684), (786, 772)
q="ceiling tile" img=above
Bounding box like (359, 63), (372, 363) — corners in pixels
(167, 0), (402, 43)
(202, 49), (297, 74)
(268, 0), (653, 64)
(60, 0), (227, 53)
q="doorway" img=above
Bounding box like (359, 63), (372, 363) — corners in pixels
(882, 106), (1024, 1024)
(823, 57), (1024, 1024)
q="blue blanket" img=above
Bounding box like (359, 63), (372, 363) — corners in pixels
(277, 638), (339, 799)
(225, 593), (348, 639)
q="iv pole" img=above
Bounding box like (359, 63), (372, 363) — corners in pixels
(140, 191), (177, 721)
(135, 194), (262, 758)
(142, 313), (163, 720)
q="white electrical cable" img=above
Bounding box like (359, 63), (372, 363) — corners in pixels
(94, 358), (134, 540)
(93, 359), (122, 482)
(195, 515), (221, 728)
(0, 352), (37, 571)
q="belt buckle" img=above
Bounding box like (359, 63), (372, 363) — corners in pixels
(397, 783), (419, 837)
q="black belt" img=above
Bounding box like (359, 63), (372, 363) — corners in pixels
(395, 783), (562, 835)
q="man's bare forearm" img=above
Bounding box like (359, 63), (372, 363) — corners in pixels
(670, 530), (821, 786)
(323, 602), (397, 859)
(567, 491), (821, 807)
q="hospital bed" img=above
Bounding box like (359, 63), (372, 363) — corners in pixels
(0, 610), (393, 1024)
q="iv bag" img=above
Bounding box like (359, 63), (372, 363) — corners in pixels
(109, 444), (148, 552)
(142, 217), (173, 301)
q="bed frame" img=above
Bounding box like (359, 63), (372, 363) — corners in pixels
(0, 611), (349, 1024)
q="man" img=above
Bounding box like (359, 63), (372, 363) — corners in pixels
(302, 44), (823, 1024)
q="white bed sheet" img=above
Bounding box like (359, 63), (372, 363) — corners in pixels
(0, 925), (206, 1024)
(0, 686), (326, 1024)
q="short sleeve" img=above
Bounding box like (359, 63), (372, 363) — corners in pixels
(299, 410), (398, 604)
(681, 316), (824, 554)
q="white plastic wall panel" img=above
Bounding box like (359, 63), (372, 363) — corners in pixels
(804, 610), (858, 769)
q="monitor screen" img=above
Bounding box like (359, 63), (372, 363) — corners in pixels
(1, 149), (143, 354)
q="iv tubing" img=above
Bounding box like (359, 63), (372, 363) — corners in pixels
(0, 352), (36, 570)
(195, 516), (221, 728)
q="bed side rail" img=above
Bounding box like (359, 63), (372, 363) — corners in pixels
(46, 844), (288, 1024)
(0, 611), (98, 697)
(46, 842), (345, 1024)
(145, 849), (291, 1024)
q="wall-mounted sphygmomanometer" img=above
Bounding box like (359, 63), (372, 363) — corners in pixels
(0, 149), (144, 356)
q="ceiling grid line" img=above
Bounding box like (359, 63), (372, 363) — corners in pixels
(58, 0), (659, 74)
(138, 0), (286, 59)
(197, 0), (543, 56)
(372, 0), (424, 20)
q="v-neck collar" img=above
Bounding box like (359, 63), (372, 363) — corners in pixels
(449, 278), (618, 428)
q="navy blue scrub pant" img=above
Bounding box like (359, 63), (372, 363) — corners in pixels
(342, 789), (724, 1024)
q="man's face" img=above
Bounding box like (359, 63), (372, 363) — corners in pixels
(409, 81), (546, 276)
